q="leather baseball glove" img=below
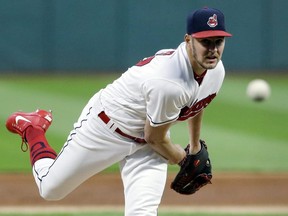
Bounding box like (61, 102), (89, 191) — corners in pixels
(171, 140), (212, 195)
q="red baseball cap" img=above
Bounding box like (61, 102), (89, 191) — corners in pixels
(187, 7), (232, 38)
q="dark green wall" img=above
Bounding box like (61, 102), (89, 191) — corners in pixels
(0, 0), (286, 73)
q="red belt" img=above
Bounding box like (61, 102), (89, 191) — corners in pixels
(98, 111), (146, 144)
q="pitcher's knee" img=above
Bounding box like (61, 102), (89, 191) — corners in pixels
(40, 187), (67, 201)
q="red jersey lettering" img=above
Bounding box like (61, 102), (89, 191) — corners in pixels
(178, 93), (216, 121)
(136, 56), (154, 66)
(135, 51), (175, 66)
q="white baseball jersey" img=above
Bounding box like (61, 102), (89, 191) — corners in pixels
(100, 42), (225, 137)
(30, 42), (226, 216)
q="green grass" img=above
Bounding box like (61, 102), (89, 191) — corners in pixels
(0, 73), (287, 173)
(202, 74), (288, 172)
(0, 74), (118, 172)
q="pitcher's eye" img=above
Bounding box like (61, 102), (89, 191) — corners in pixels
(200, 39), (210, 47)
(215, 39), (224, 46)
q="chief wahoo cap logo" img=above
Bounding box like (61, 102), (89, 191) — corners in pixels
(207, 14), (218, 27)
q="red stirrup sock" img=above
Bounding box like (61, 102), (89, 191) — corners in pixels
(25, 126), (57, 165)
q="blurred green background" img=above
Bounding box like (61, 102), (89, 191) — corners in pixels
(0, 0), (287, 72)
(0, 74), (287, 173)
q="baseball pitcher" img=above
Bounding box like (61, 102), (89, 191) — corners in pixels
(6, 7), (231, 216)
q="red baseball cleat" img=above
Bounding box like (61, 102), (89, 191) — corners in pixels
(6, 109), (53, 151)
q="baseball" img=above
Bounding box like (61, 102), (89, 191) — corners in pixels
(246, 79), (271, 102)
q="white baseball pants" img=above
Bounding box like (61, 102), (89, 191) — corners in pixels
(32, 92), (168, 216)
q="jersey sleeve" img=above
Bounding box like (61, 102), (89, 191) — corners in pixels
(142, 79), (187, 127)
